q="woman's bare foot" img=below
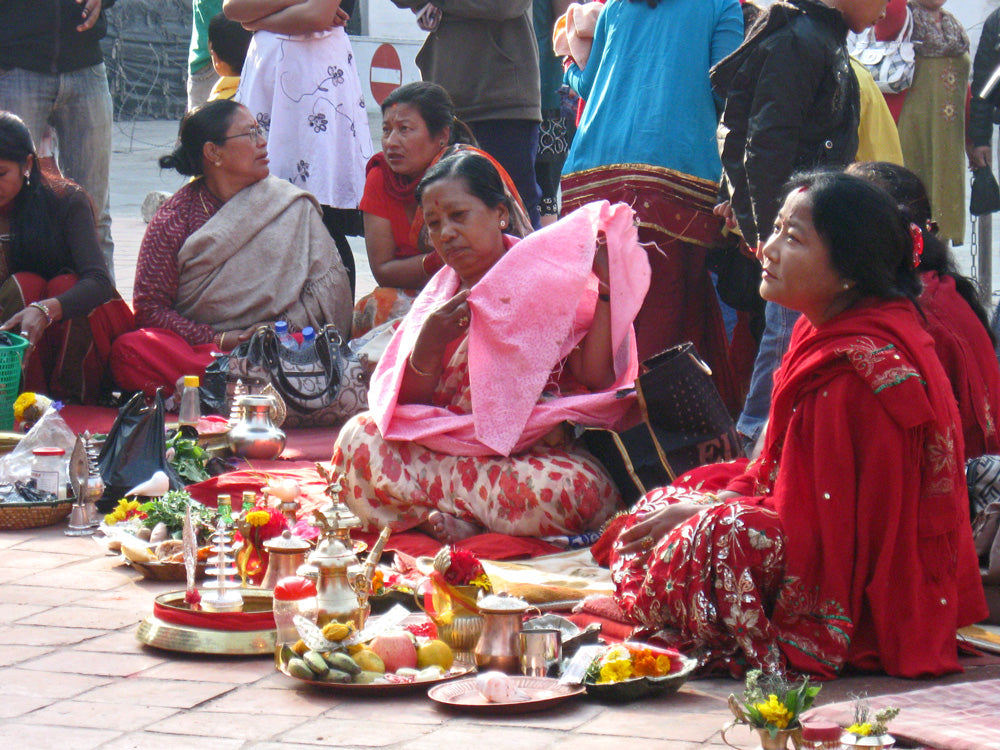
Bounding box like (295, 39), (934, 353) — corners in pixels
(422, 511), (482, 544)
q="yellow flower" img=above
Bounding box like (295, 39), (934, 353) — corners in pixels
(598, 658), (633, 684)
(12, 392), (36, 421)
(755, 694), (793, 729)
(847, 723), (873, 737)
(245, 510), (271, 527)
(104, 499), (142, 525)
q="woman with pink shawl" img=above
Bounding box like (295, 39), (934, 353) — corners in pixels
(331, 151), (650, 543)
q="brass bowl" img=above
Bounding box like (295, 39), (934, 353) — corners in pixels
(136, 588), (275, 655)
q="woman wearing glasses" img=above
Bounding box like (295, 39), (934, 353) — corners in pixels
(110, 100), (352, 396)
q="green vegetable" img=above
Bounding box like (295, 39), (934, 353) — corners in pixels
(140, 490), (214, 543)
(167, 432), (210, 484)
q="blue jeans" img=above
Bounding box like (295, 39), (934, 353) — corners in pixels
(0, 64), (114, 279)
(736, 300), (800, 443)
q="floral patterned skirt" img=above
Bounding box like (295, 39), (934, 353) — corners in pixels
(609, 485), (787, 675)
(332, 413), (622, 537)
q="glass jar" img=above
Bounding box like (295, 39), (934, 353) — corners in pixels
(273, 575), (318, 646)
(31, 447), (67, 499)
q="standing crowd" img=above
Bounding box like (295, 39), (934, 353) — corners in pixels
(3, 0), (1000, 681)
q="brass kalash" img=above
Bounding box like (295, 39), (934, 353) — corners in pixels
(301, 464), (389, 630)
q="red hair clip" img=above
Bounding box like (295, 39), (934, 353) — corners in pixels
(909, 223), (923, 268)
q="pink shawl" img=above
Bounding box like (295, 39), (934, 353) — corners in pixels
(368, 200), (650, 457)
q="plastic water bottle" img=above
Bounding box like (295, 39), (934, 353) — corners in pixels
(274, 320), (297, 350)
(301, 326), (316, 348)
(178, 374), (201, 428)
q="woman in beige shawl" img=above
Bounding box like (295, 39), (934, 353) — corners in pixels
(111, 100), (352, 396)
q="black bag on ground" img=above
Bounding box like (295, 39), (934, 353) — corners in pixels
(583, 342), (743, 505)
(96, 391), (185, 511)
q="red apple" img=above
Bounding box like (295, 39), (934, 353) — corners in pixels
(369, 630), (417, 673)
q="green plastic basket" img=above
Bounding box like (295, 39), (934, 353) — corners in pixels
(0, 332), (30, 431)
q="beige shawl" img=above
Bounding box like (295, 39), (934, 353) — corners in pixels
(175, 176), (352, 336)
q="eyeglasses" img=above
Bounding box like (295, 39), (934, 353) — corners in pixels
(219, 124), (265, 143)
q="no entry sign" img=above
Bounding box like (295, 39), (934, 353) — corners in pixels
(370, 43), (403, 105)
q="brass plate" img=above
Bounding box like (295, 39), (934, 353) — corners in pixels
(136, 588), (276, 656)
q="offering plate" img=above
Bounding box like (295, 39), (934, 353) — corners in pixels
(136, 588), (276, 655)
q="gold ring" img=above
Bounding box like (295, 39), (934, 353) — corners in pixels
(458, 315), (470, 327)
(640, 535), (655, 552)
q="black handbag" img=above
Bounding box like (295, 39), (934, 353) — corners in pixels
(96, 391), (185, 511)
(583, 342), (744, 505)
(971, 166), (1000, 216)
(706, 240), (765, 314)
(228, 324), (370, 427)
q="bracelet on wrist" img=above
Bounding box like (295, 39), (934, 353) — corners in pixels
(29, 301), (53, 326)
(407, 353), (436, 378)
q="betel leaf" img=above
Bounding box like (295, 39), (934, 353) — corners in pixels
(166, 431), (210, 484)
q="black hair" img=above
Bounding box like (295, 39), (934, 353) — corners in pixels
(208, 12), (253, 73)
(158, 99), (243, 177)
(0, 111), (79, 275)
(415, 150), (515, 220)
(381, 81), (476, 146)
(848, 161), (995, 344)
(787, 170), (922, 304)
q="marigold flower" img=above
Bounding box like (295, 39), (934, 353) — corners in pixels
(755, 694), (793, 729)
(245, 510), (271, 527)
(631, 648), (673, 677)
(598, 657), (633, 684)
(12, 392), (36, 421)
(847, 723), (873, 737)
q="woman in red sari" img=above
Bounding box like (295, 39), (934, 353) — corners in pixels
(848, 161), (1000, 460)
(606, 172), (987, 679)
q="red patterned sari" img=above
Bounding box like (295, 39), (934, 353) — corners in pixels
(609, 299), (987, 678)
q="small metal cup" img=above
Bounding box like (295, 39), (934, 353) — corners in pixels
(519, 628), (561, 677)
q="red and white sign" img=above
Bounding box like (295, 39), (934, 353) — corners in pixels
(369, 43), (403, 105)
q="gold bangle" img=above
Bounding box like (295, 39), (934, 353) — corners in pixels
(29, 301), (53, 326)
(407, 353), (436, 378)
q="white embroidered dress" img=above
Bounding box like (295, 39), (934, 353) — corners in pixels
(237, 27), (372, 209)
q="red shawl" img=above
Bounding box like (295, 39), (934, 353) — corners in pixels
(919, 271), (1000, 459)
(732, 300), (986, 677)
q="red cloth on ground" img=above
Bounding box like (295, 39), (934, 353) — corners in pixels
(110, 328), (217, 397)
(610, 299), (987, 678)
(919, 271), (1000, 459)
(15, 272), (134, 403)
(153, 601), (275, 631)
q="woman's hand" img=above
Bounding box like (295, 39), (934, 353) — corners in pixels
(410, 289), (471, 370)
(1, 307), (46, 347)
(617, 501), (704, 556)
(713, 200), (739, 232)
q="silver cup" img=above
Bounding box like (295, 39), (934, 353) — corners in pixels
(519, 628), (561, 677)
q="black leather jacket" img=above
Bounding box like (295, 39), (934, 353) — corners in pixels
(970, 6), (1000, 149)
(711, 0), (859, 247)
(0, 0), (115, 75)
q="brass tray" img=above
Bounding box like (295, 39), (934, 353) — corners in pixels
(128, 559), (208, 582)
(136, 588), (275, 656)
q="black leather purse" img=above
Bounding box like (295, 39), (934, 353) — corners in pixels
(971, 166), (1000, 216)
(583, 342), (744, 505)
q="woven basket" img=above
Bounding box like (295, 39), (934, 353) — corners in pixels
(0, 499), (74, 530)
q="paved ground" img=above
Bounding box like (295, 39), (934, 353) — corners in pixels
(3, 525), (1000, 749)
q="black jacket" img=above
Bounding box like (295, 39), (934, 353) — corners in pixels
(0, 0), (115, 75)
(711, 0), (859, 247)
(969, 6), (1000, 148)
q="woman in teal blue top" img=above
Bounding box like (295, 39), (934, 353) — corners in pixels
(559, 0), (745, 409)
(562, 0), (742, 181)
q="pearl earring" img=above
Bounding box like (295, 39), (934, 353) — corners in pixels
(215, 161), (223, 167)
(842, 281), (851, 290)
(23, 171), (30, 186)
(500, 220), (506, 228)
